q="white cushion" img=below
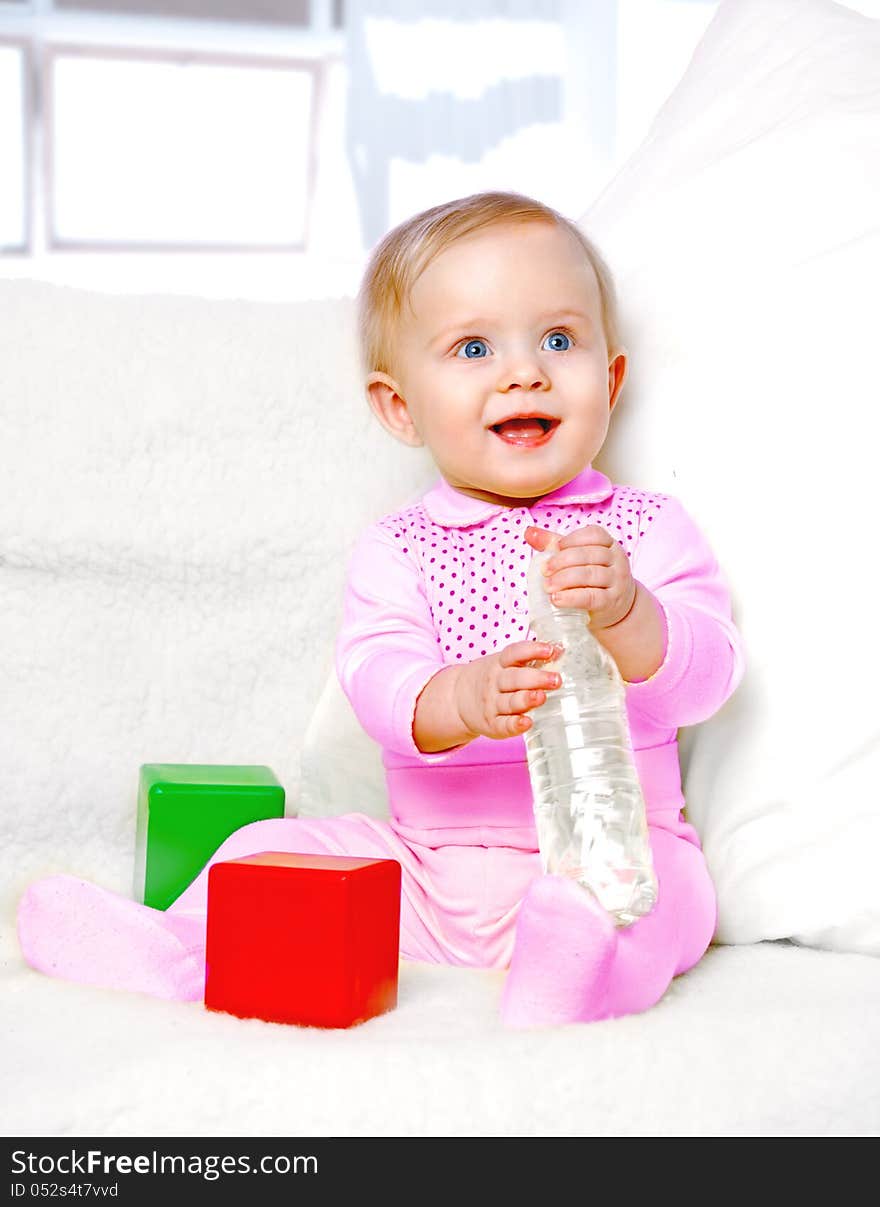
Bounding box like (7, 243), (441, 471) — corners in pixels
(583, 0), (880, 953)
(0, 281), (432, 907)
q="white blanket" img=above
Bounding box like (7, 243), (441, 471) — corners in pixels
(3, 922), (879, 1137)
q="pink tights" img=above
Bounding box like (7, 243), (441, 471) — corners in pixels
(16, 817), (715, 1028)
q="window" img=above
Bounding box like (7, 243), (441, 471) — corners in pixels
(342, 0), (723, 246)
(0, 2), (356, 299)
(47, 46), (317, 250)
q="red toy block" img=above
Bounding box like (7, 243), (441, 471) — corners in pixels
(204, 852), (401, 1028)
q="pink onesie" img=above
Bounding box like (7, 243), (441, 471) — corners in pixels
(16, 465), (744, 1027)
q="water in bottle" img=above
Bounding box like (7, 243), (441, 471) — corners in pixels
(524, 535), (657, 926)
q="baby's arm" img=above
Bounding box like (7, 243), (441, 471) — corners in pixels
(524, 523), (667, 684)
(336, 525), (559, 760)
(520, 496), (742, 728)
(412, 640), (562, 753)
(618, 495), (745, 728)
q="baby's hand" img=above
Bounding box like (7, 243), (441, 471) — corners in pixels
(454, 641), (563, 740)
(524, 524), (636, 629)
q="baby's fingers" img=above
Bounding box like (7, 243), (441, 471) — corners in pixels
(487, 685), (551, 741)
(492, 708), (537, 739)
(500, 640), (563, 667)
(498, 665), (562, 696)
(509, 686), (550, 715)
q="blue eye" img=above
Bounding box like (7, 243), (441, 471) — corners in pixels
(456, 338), (490, 359)
(542, 331), (572, 352)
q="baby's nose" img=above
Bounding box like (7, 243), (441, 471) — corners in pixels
(499, 360), (550, 391)
(505, 377), (547, 391)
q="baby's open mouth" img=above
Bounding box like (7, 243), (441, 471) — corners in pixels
(490, 416), (560, 446)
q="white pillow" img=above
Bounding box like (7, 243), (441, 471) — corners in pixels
(584, 0), (880, 954)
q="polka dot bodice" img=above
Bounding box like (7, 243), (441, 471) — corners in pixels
(377, 486), (669, 664)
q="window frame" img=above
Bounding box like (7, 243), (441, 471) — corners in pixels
(0, 1), (342, 258)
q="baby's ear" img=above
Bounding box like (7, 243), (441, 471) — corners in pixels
(365, 373), (424, 447)
(608, 350), (627, 412)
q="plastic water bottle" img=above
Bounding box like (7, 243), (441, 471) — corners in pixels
(524, 535), (657, 926)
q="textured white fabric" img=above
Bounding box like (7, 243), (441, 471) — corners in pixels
(3, 0), (880, 1139)
(0, 281), (432, 916)
(3, 926), (879, 1136)
(582, 0), (880, 954)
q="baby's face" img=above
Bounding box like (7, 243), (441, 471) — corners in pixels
(371, 220), (626, 508)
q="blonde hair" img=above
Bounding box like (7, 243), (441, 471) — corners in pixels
(357, 190), (621, 377)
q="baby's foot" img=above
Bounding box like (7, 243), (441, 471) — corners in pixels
(499, 874), (618, 1028)
(16, 875), (206, 1001)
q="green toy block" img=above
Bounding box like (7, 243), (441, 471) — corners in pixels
(135, 764), (285, 910)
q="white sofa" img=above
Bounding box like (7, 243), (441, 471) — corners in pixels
(3, 0), (880, 1137)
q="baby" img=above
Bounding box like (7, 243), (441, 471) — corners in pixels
(17, 190), (744, 1027)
